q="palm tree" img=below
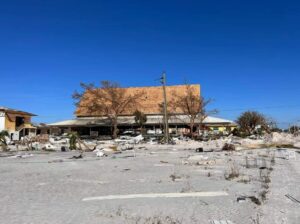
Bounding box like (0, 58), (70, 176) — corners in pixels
(0, 130), (9, 151)
(68, 132), (79, 150)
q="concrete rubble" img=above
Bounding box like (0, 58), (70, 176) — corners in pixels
(1, 132), (300, 153)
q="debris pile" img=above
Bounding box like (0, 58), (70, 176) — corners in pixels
(1, 132), (300, 154)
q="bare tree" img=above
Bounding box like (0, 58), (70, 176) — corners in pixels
(170, 84), (216, 137)
(289, 126), (299, 134)
(267, 117), (280, 132)
(73, 81), (145, 139)
(237, 111), (269, 135)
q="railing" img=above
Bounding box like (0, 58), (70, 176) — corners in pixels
(16, 123), (36, 132)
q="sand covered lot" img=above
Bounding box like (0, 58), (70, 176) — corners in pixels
(0, 146), (299, 224)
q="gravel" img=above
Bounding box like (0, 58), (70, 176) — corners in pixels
(0, 146), (299, 224)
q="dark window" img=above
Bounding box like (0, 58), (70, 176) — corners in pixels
(15, 116), (25, 128)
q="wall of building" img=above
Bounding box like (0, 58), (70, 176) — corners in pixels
(76, 84), (201, 116)
(5, 115), (16, 131)
(4, 113), (32, 132)
(5, 113), (34, 140)
(0, 112), (5, 131)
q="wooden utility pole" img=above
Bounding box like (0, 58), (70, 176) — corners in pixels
(160, 72), (169, 143)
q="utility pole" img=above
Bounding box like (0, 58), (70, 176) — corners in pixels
(160, 72), (169, 143)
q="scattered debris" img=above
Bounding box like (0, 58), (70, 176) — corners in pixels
(122, 168), (131, 172)
(237, 175), (251, 184)
(119, 143), (134, 151)
(259, 190), (268, 202)
(237, 196), (261, 205)
(222, 143), (235, 151)
(237, 196), (247, 203)
(248, 196), (262, 205)
(48, 159), (64, 163)
(1, 132), (299, 223)
(285, 194), (300, 204)
(43, 143), (57, 151)
(224, 162), (240, 180)
(9, 153), (34, 159)
(195, 147), (203, 153)
(102, 146), (118, 152)
(160, 160), (169, 164)
(70, 154), (83, 159)
(170, 174), (181, 182)
(96, 151), (106, 157)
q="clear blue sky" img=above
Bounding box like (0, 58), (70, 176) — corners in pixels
(0, 0), (299, 128)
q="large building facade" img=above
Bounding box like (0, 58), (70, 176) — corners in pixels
(48, 85), (236, 136)
(75, 84), (201, 116)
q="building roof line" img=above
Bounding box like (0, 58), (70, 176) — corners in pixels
(0, 107), (37, 116)
(122, 84), (200, 89)
(48, 115), (236, 127)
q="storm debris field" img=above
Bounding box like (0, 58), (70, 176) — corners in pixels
(0, 145), (299, 224)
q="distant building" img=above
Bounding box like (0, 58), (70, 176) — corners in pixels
(49, 115), (236, 136)
(0, 107), (37, 140)
(48, 85), (236, 136)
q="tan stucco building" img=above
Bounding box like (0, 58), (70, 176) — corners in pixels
(0, 107), (37, 140)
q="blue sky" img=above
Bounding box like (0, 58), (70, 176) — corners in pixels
(0, 0), (299, 128)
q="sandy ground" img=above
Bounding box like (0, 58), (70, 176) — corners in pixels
(0, 147), (299, 224)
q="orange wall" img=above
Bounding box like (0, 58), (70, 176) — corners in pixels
(5, 113), (32, 131)
(5, 116), (15, 131)
(76, 84), (201, 117)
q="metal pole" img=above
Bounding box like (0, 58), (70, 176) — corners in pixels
(161, 72), (169, 143)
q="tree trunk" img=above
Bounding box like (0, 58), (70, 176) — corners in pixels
(112, 120), (118, 139)
(189, 122), (195, 139)
(196, 123), (203, 136)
